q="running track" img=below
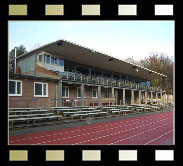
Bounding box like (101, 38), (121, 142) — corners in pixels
(9, 111), (173, 145)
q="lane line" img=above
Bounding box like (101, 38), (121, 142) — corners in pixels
(110, 122), (173, 144)
(144, 130), (173, 145)
(38, 117), (172, 145)
(10, 112), (172, 143)
(73, 118), (173, 145)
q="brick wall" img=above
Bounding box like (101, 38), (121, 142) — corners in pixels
(35, 64), (60, 78)
(9, 77), (57, 110)
(62, 83), (117, 106)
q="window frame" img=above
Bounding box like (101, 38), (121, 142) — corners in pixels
(44, 54), (47, 63)
(62, 86), (69, 98)
(9, 80), (22, 96)
(59, 58), (64, 66)
(92, 89), (98, 98)
(51, 56), (55, 64)
(46, 55), (50, 64)
(106, 89), (111, 98)
(54, 57), (58, 65)
(77, 87), (86, 98)
(34, 82), (48, 97)
(38, 54), (43, 62)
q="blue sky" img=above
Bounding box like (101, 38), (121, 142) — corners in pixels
(9, 21), (174, 61)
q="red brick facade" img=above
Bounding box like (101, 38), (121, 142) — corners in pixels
(9, 77), (57, 110)
(62, 83), (118, 106)
(35, 64), (60, 78)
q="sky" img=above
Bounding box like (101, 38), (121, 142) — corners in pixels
(9, 21), (174, 61)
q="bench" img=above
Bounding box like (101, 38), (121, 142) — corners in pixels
(9, 115), (63, 126)
(112, 110), (120, 114)
(9, 108), (41, 111)
(134, 108), (142, 113)
(143, 108), (152, 112)
(9, 110), (50, 115)
(71, 114), (89, 119)
(9, 113), (54, 119)
(63, 112), (77, 117)
(151, 106), (160, 111)
(88, 112), (100, 117)
(98, 112), (108, 116)
(120, 110), (134, 114)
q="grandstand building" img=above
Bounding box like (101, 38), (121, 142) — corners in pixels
(9, 39), (173, 109)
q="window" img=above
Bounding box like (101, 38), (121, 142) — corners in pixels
(9, 80), (22, 96)
(51, 56), (55, 64)
(92, 89), (98, 98)
(55, 58), (58, 65)
(62, 86), (69, 98)
(44, 54), (46, 63)
(34, 82), (48, 97)
(46, 55), (50, 64)
(77, 87), (86, 98)
(106, 90), (111, 98)
(59, 58), (64, 66)
(39, 54), (42, 62)
(51, 57), (58, 65)
(146, 81), (150, 86)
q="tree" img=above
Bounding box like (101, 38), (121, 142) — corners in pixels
(125, 56), (138, 65)
(138, 53), (173, 94)
(30, 43), (42, 51)
(9, 45), (28, 73)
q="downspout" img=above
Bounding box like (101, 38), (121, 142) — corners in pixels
(14, 47), (17, 74)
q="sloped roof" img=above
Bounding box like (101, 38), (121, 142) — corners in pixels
(17, 39), (167, 80)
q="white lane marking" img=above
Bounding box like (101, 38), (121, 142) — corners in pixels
(110, 122), (173, 144)
(13, 115), (172, 144)
(69, 118), (172, 145)
(144, 130), (173, 145)
(12, 115), (172, 144)
(10, 111), (172, 143)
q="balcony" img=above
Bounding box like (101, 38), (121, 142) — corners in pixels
(59, 71), (163, 92)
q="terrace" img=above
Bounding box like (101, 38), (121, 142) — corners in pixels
(58, 71), (164, 93)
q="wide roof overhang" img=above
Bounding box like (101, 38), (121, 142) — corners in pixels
(17, 39), (167, 80)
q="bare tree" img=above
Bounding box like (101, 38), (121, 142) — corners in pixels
(30, 43), (42, 51)
(124, 56), (138, 65)
(138, 53), (173, 94)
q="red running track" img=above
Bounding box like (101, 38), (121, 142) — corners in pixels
(9, 111), (173, 145)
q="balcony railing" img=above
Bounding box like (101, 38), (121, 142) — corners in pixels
(59, 71), (163, 92)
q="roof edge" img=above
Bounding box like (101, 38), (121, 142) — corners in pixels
(16, 39), (168, 78)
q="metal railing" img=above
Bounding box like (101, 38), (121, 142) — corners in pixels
(49, 98), (117, 108)
(9, 98), (40, 109)
(59, 71), (163, 92)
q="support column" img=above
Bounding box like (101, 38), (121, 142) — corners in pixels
(139, 90), (141, 104)
(74, 65), (77, 73)
(123, 88), (126, 105)
(112, 87), (115, 105)
(167, 94), (169, 104)
(145, 91), (147, 104)
(57, 81), (62, 107)
(160, 92), (163, 104)
(98, 85), (102, 107)
(156, 93), (158, 103)
(81, 83), (84, 106)
(131, 89), (134, 105)
(89, 68), (91, 77)
(151, 91), (153, 104)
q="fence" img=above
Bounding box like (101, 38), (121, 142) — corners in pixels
(49, 98), (117, 108)
(9, 98), (41, 109)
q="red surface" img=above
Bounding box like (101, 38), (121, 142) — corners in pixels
(9, 111), (173, 145)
